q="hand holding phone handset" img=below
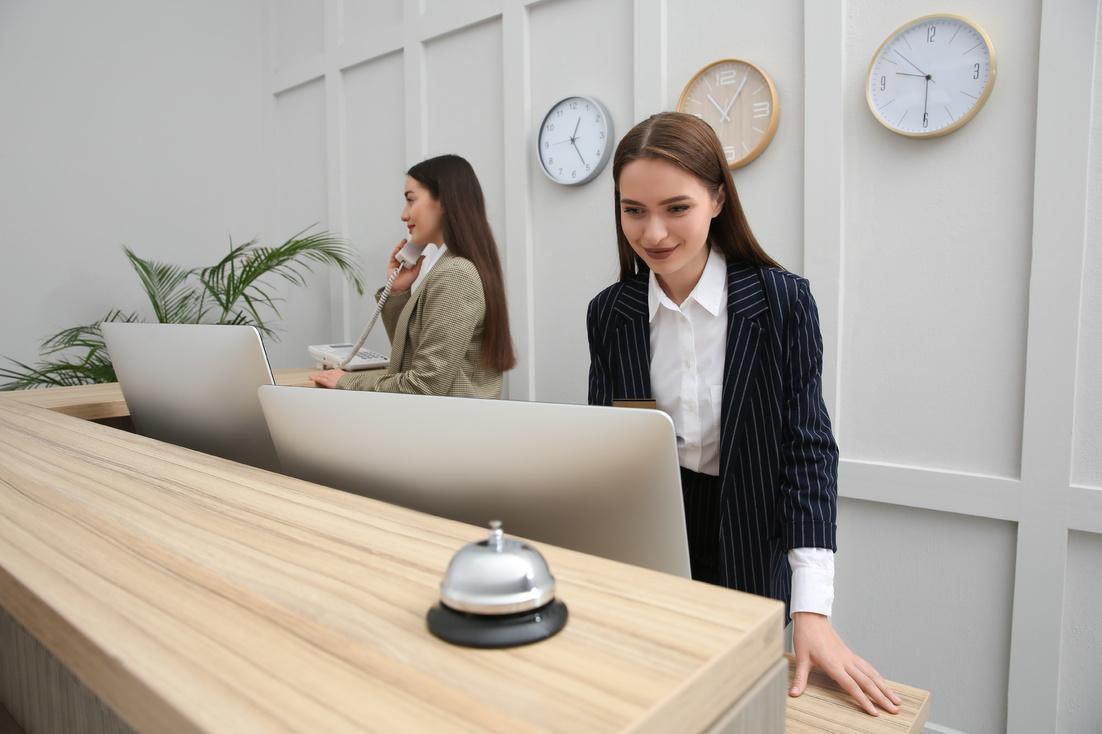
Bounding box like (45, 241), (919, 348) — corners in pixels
(336, 239), (426, 369)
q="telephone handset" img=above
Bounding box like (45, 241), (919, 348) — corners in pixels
(307, 239), (426, 371)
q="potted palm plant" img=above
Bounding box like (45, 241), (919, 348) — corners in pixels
(0, 227), (364, 390)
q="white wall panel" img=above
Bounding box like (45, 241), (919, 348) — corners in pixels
(344, 0), (404, 42)
(274, 0), (324, 71)
(834, 498), (1016, 734)
(270, 80), (329, 368)
(1058, 531), (1102, 733)
(423, 19), (507, 271)
(667, 0), (805, 273)
(1072, 5), (1102, 488)
(530, 0), (633, 404)
(343, 53), (408, 354)
(839, 0), (1040, 478)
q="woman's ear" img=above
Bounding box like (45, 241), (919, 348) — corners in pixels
(711, 186), (725, 218)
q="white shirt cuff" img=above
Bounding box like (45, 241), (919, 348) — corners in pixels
(788, 547), (835, 619)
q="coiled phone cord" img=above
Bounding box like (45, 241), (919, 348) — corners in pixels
(337, 264), (403, 370)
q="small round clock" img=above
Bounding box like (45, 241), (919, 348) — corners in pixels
(867, 14), (997, 138)
(537, 96), (613, 186)
(676, 58), (780, 169)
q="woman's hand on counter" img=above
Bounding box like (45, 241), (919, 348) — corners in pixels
(790, 611), (901, 716)
(310, 369), (345, 389)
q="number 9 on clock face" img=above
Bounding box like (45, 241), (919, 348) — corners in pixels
(537, 96), (614, 186)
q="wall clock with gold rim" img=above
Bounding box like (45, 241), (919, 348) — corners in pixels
(676, 58), (780, 169)
(867, 14), (997, 138)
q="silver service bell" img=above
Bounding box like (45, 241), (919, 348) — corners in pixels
(426, 521), (568, 648)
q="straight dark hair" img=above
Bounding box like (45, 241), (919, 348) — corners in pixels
(407, 154), (516, 373)
(612, 112), (782, 280)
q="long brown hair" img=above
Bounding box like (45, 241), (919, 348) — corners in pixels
(407, 154), (516, 372)
(612, 112), (782, 280)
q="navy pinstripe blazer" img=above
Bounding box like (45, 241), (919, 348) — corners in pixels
(586, 261), (838, 605)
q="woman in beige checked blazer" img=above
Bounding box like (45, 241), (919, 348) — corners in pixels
(310, 155), (514, 397)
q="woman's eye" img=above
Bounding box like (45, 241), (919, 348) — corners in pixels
(621, 207), (643, 216)
(669, 205), (690, 214)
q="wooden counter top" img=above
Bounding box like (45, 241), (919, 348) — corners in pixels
(0, 396), (783, 733)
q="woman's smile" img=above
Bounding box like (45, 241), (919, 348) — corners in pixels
(644, 244), (680, 260)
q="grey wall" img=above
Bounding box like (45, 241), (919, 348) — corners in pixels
(0, 1), (287, 367)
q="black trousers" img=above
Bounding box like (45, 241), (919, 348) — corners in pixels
(680, 466), (722, 586)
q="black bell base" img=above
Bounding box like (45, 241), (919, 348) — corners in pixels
(426, 599), (568, 649)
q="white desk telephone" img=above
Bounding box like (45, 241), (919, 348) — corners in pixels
(307, 240), (426, 371)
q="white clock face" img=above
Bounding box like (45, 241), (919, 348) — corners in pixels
(537, 96), (613, 185)
(868, 15), (996, 137)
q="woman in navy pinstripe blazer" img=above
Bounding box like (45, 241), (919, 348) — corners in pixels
(586, 112), (900, 717)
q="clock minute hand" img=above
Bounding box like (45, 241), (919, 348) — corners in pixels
(892, 48), (928, 77)
(721, 75), (749, 119)
(571, 139), (587, 167)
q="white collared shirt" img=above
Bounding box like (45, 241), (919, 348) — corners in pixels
(410, 243), (448, 293)
(647, 247), (835, 618)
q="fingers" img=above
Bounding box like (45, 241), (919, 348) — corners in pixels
(846, 663), (898, 714)
(390, 238), (408, 256)
(309, 370), (341, 389)
(856, 658), (902, 708)
(827, 665), (878, 716)
(789, 651), (811, 697)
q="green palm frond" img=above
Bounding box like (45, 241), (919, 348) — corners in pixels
(125, 248), (200, 324)
(0, 356), (118, 390)
(198, 226), (365, 335)
(41, 309), (139, 355)
(0, 310), (136, 389)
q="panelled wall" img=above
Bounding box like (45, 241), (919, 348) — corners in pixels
(266, 2), (1100, 732)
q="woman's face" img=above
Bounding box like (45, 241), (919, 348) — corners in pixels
(401, 176), (444, 246)
(617, 157), (722, 280)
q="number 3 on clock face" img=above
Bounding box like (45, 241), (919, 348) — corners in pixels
(537, 96), (614, 186)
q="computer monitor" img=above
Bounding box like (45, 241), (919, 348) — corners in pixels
(257, 386), (691, 577)
(102, 323), (279, 470)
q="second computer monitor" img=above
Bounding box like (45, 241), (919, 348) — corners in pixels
(258, 386), (691, 578)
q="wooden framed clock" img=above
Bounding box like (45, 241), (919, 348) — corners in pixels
(676, 58), (780, 169)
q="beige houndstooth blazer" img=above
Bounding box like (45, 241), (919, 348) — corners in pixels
(336, 252), (503, 398)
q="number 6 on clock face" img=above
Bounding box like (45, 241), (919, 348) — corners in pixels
(536, 96), (614, 186)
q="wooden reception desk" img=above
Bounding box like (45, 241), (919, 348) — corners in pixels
(0, 374), (928, 733)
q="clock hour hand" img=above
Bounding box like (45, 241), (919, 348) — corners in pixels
(896, 71), (936, 83)
(706, 94), (732, 122)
